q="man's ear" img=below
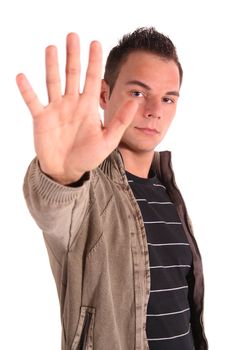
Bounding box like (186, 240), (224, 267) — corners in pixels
(100, 80), (110, 109)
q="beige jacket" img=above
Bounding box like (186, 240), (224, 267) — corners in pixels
(23, 149), (208, 350)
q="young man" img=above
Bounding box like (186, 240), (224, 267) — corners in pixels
(17, 28), (208, 349)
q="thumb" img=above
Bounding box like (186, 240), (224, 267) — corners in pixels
(104, 100), (138, 150)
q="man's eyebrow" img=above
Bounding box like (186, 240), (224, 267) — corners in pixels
(125, 80), (180, 97)
(166, 91), (180, 97)
(126, 80), (151, 90)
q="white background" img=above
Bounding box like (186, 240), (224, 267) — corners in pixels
(0, 0), (232, 348)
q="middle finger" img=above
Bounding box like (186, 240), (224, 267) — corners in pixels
(65, 33), (81, 96)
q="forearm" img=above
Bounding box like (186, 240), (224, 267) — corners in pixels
(23, 158), (91, 260)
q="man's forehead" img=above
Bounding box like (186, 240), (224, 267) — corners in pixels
(116, 53), (180, 85)
(120, 52), (178, 75)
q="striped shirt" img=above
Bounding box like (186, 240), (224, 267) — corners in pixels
(126, 170), (194, 349)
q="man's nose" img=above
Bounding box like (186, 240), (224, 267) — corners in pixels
(143, 99), (162, 119)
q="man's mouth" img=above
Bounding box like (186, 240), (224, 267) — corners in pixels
(135, 127), (160, 135)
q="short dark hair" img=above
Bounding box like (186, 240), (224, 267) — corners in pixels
(104, 27), (183, 93)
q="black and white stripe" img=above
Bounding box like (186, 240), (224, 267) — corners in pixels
(126, 171), (194, 350)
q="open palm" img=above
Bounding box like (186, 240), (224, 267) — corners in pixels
(16, 33), (138, 184)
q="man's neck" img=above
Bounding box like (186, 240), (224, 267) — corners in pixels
(118, 147), (154, 179)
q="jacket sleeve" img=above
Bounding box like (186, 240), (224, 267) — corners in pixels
(23, 158), (91, 264)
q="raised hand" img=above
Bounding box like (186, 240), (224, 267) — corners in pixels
(16, 33), (138, 184)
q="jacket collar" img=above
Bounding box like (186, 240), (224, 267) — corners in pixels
(99, 148), (172, 185)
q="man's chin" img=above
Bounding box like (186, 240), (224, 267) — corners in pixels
(119, 142), (158, 154)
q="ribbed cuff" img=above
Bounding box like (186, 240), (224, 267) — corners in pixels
(27, 158), (90, 205)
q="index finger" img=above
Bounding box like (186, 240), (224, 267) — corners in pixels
(83, 41), (102, 100)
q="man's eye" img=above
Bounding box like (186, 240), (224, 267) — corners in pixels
(131, 90), (144, 97)
(163, 97), (175, 104)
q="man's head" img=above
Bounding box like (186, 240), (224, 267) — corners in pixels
(104, 27), (183, 94)
(100, 27), (181, 155)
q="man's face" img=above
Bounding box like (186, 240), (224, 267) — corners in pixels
(101, 51), (180, 153)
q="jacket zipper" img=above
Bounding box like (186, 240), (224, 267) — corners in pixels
(77, 311), (92, 350)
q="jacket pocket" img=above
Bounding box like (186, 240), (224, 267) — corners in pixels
(71, 306), (95, 350)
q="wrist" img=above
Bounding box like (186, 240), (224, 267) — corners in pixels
(38, 161), (84, 185)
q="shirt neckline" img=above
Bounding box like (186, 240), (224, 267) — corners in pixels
(125, 170), (157, 185)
